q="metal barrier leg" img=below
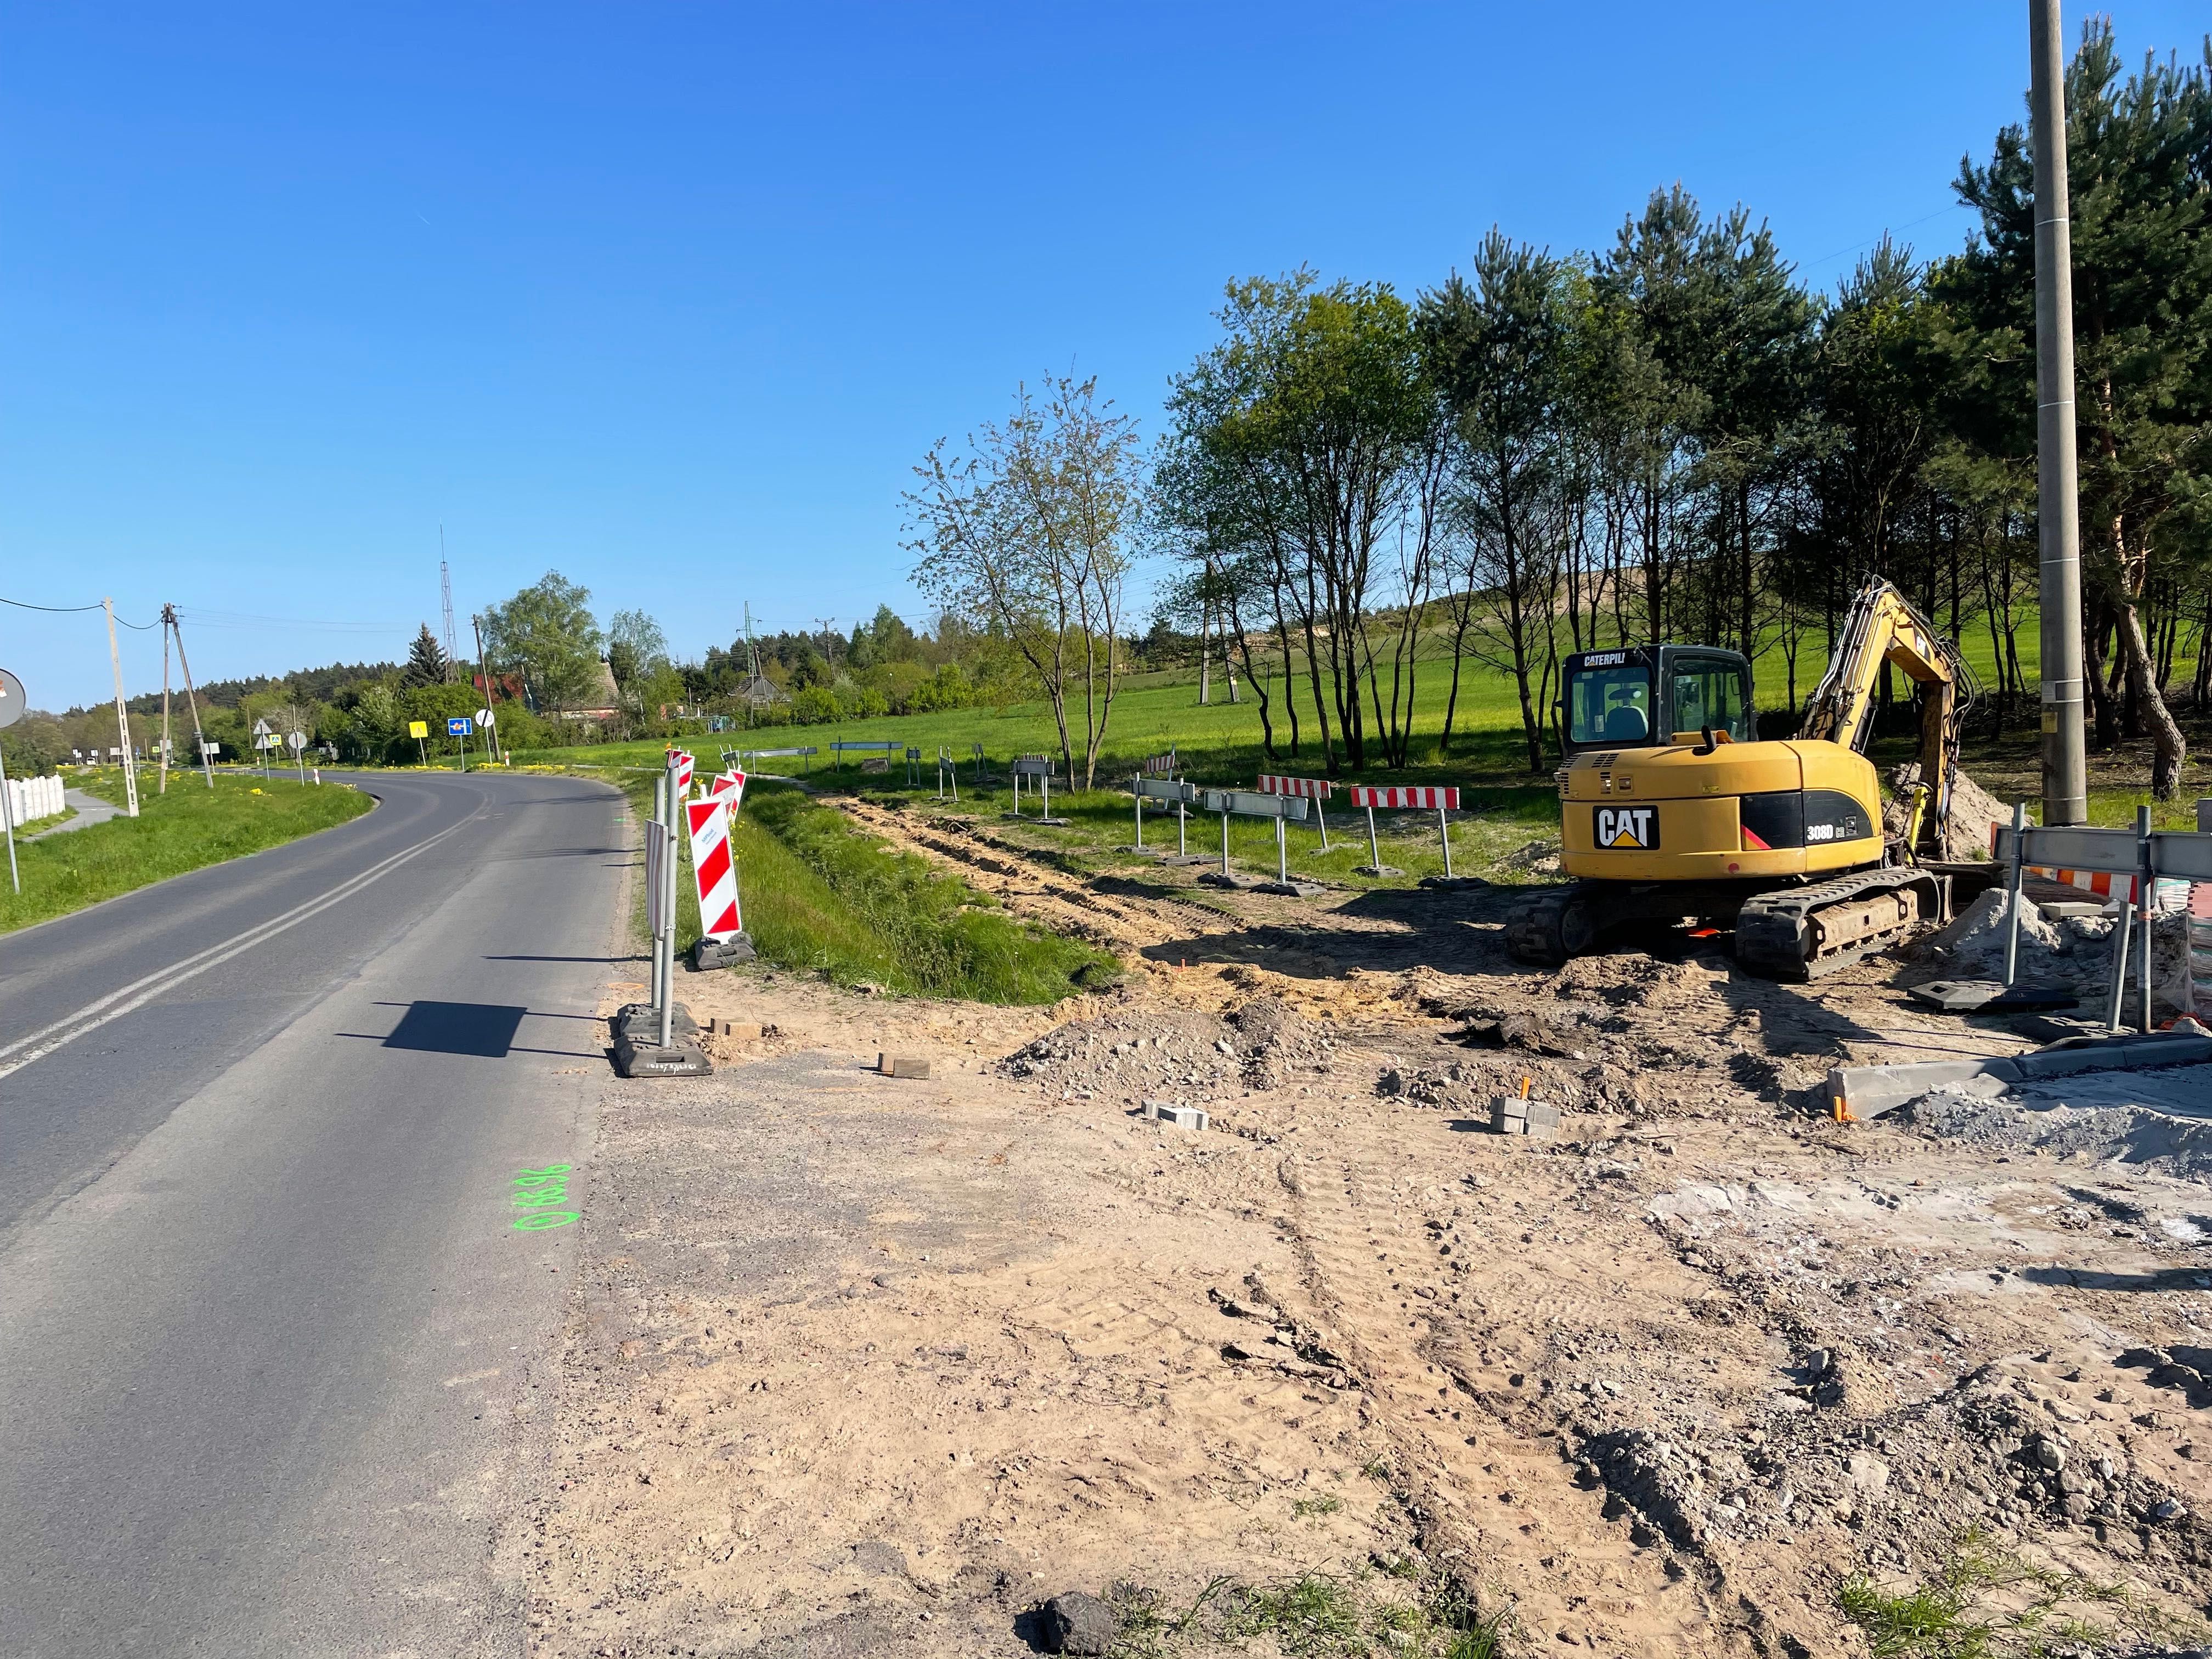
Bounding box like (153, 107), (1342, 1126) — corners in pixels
(1438, 807), (1453, 877)
(1276, 816), (1288, 882)
(2002, 801), (2028, 987)
(1133, 779), (1143, 850)
(1177, 801), (1187, 857)
(1367, 806), (1380, 871)
(2138, 806), (2155, 1035)
(2106, 903), (2134, 1034)
(1220, 811), (1231, 877)
(1316, 805), (1329, 853)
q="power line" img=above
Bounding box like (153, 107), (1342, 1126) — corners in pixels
(1, 595), (108, 613)
(1, 595), (160, 627)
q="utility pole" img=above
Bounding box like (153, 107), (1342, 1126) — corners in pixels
(159, 620), (173, 794)
(2031, 0), (2088, 828)
(472, 613), (505, 765)
(815, 618), (839, 673)
(165, 606), (215, 789)
(103, 597), (140, 818)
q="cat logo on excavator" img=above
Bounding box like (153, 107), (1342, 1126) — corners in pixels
(1595, 806), (1658, 848)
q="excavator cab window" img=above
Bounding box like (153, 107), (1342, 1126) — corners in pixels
(1565, 659), (1651, 748)
(1664, 653), (1752, 743)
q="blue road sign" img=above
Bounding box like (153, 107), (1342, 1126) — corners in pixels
(448, 716), (473, 736)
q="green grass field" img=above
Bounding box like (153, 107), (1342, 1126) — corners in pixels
(592, 768), (1116, 1002)
(0, 770), (374, 935)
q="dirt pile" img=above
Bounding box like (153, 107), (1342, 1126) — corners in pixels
(998, 995), (1344, 1106)
(1887, 761), (2014, 863)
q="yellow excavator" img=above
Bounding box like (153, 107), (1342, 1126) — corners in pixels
(1506, 575), (1977, 980)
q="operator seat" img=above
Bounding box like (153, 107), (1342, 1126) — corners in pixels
(1601, 706), (1649, 743)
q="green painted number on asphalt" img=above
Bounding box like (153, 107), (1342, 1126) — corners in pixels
(511, 1163), (578, 1229)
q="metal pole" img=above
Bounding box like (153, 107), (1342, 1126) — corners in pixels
(2002, 801), (2029, 986)
(2031, 0), (2088, 828)
(2137, 804), (2154, 1035)
(1315, 794), (1329, 853)
(659, 755), (679, 1051)
(651, 773), (668, 1018)
(1438, 806), (1454, 877)
(2105, 896), (2133, 1035)
(0, 737), (19, 895)
(1367, 804), (1381, 871)
(1220, 809), (1231, 877)
(1276, 814), (1288, 882)
(1176, 797), (1187, 857)
(103, 598), (140, 817)
(1133, 777), (1143, 849)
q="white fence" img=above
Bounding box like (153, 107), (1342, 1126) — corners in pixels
(3, 774), (66, 827)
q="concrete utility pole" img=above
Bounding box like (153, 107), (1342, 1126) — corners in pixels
(103, 597), (140, 818)
(2031, 0), (2089, 827)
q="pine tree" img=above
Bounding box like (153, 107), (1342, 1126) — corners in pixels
(404, 623), (449, 687)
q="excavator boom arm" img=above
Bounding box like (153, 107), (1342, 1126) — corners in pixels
(1795, 575), (1977, 855)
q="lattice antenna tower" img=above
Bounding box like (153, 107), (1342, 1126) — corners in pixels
(439, 527), (459, 682)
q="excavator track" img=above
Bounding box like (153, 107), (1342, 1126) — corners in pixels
(1734, 866), (1949, 981)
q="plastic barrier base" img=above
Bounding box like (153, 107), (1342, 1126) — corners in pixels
(691, 933), (757, 971)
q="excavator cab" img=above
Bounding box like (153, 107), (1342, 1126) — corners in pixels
(1560, 646), (1754, 759)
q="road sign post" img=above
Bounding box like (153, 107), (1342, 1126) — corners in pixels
(408, 719), (429, 765)
(287, 730), (307, 783)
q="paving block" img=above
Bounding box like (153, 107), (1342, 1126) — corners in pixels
(878, 1053), (932, 1079)
(1148, 1102), (1209, 1131)
(711, 1019), (763, 1041)
(1491, 1094), (1561, 1137)
(1253, 879), (1327, 898)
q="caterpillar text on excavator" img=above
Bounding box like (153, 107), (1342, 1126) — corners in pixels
(1506, 575), (1978, 980)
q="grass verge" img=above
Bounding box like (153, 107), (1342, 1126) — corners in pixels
(1836, 1531), (2207, 1657)
(0, 771), (373, 935)
(592, 769), (1118, 1004)
(1107, 1570), (1516, 1659)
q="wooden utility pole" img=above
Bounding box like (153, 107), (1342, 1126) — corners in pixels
(164, 606), (215, 788)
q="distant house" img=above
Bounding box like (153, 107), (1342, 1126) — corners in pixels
(566, 659), (624, 722)
(736, 674), (787, 711)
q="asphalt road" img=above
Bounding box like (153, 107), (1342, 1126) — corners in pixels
(0, 768), (632, 1657)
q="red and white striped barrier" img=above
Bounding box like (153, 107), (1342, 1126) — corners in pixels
(1348, 785), (1465, 876)
(1350, 785), (1459, 810)
(1259, 775), (1334, 849)
(686, 795), (742, 940)
(667, 748), (695, 795)
(707, 769), (747, 812)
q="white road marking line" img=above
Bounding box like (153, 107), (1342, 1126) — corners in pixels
(0, 814), (479, 1084)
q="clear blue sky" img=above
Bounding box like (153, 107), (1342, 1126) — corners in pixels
(2, 2), (2203, 710)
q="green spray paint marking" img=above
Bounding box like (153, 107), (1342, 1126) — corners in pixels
(512, 1163), (579, 1230)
